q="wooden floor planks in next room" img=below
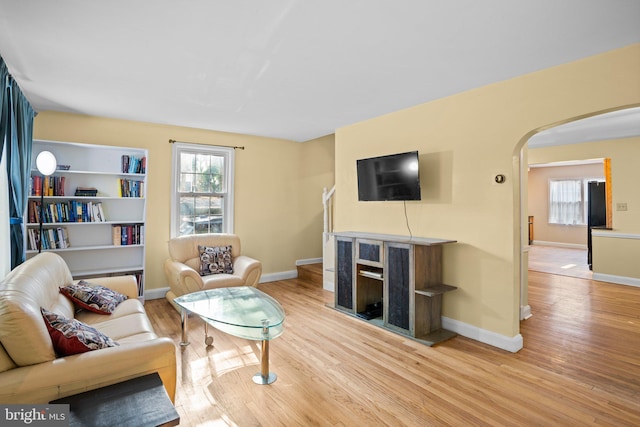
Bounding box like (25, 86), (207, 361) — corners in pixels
(144, 269), (640, 426)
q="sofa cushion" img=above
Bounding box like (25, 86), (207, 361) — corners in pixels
(87, 312), (157, 342)
(41, 308), (118, 356)
(0, 253), (76, 366)
(199, 245), (234, 276)
(201, 274), (245, 289)
(60, 281), (128, 314)
(0, 297), (57, 366)
(76, 299), (145, 326)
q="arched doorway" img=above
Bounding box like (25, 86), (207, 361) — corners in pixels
(514, 104), (640, 322)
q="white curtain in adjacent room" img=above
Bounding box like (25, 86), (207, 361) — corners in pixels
(0, 143), (10, 277)
(548, 179), (583, 225)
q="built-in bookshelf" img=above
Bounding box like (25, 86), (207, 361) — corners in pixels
(26, 139), (148, 301)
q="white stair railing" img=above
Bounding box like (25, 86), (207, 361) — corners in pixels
(322, 186), (336, 241)
(322, 186), (336, 291)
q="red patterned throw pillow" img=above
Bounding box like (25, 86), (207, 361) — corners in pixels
(199, 245), (234, 276)
(60, 281), (128, 314)
(41, 308), (118, 356)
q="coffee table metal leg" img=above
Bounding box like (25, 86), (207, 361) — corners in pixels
(253, 320), (277, 385)
(180, 308), (190, 346)
(204, 322), (214, 346)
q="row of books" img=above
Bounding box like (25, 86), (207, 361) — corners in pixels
(27, 227), (70, 251)
(28, 224), (145, 251)
(135, 272), (144, 297)
(31, 175), (65, 196)
(31, 176), (144, 198)
(112, 224), (144, 246)
(122, 155), (146, 174)
(119, 179), (144, 198)
(27, 225), (147, 252)
(75, 187), (98, 196)
(28, 200), (106, 224)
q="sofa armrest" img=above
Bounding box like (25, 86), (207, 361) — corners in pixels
(163, 259), (204, 295)
(0, 337), (177, 404)
(75, 275), (139, 300)
(233, 255), (262, 287)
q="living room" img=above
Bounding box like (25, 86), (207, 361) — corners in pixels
(24, 44), (640, 350)
(1, 2), (640, 425)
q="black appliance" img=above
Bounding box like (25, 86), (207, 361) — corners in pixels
(587, 181), (606, 270)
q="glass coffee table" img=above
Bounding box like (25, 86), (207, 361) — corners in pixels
(174, 286), (285, 385)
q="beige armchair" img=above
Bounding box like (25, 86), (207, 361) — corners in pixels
(163, 233), (262, 310)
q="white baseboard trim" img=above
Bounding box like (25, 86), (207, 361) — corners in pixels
(531, 240), (587, 250)
(145, 269), (306, 300)
(520, 305), (532, 320)
(296, 257), (322, 266)
(260, 270), (298, 283)
(592, 273), (640, 288)
(442, 317), (523, 353)
(144, 287), (169, 301)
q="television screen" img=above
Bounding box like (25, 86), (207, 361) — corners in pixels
(357, 151), (421, 201)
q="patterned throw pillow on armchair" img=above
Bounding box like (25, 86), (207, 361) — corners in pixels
(198, 245), (234, 276)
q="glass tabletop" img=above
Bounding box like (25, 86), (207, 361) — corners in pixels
(173, 286), (285, 341)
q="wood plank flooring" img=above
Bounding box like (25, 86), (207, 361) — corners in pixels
(145, 271), (640, 426)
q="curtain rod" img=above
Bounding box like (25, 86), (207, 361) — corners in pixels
(168, 139), (245, 150)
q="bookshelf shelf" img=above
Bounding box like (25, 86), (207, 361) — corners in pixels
(28, 196), (145, 200)
(26, 139), (148, 300)
(31, 168), (145, 177)
(27, 220), (143, 226)
(27, 244), (145, 254)
(72, 266), (145, 277)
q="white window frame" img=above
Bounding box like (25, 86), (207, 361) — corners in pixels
(170, 142), (235, 238)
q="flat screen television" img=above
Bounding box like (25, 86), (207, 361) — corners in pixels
(357, 151), (421, 201)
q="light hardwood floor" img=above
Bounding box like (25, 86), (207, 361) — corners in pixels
(145, 271), (640, 426)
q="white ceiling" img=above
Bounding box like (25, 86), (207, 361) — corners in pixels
(528, 107), (640, 148)
(0, 1), (639, 142)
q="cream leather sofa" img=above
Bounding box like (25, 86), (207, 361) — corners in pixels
(164, 233), (262, 309)
(0, 252), (176, 404)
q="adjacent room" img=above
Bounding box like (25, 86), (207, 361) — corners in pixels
(1, 1), (639, 425)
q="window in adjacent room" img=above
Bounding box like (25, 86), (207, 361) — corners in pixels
(171, 142), (234, 237)
(548, 178), (604, 225)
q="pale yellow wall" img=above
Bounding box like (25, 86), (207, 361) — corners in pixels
(593, 236), (640, 278)
(527, 163), (604, 246)
(294, 134), (335, 258)
(529, 137), (640, 234)
(335, 44), (640, 338)
(33, 112), (335, 291)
